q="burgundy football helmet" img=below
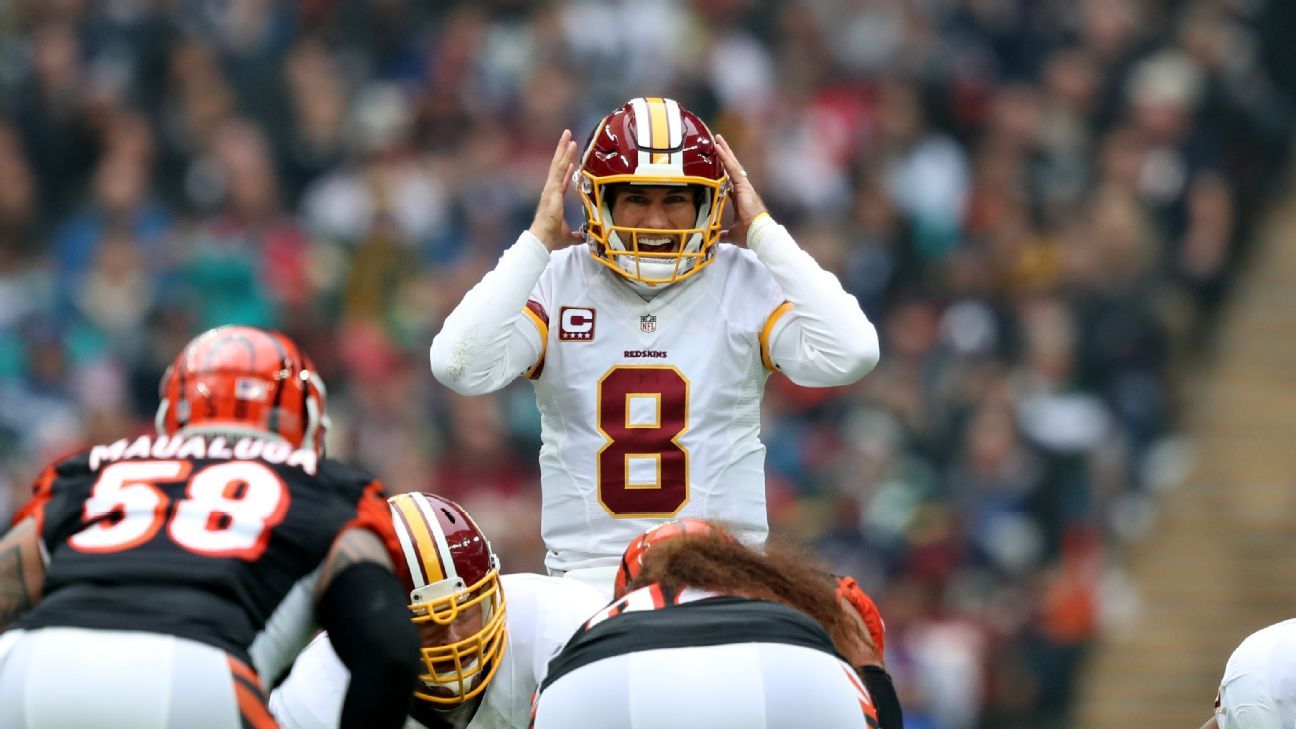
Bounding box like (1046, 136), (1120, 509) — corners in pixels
(388, 492), (506, 705)
(577, 97), (730, 290)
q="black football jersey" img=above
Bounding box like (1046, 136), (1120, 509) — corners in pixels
(11, 434), (398, 677)
(540, 585), (845, 692)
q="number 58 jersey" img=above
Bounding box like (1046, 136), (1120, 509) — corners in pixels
(10, 434), (398, 682)
(527, 244), (788, 574)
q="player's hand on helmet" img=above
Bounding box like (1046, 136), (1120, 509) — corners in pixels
(836, 575), (886, 664)
(528, 129), (582, 251)
(714, 133), (769, 246)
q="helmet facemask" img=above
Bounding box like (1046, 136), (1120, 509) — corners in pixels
(409, 567), (507, 705)
(580, 173), (730, 289)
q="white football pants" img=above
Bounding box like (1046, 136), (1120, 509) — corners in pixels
(0, 627), (272, 729)
(532, 641), (876, 729)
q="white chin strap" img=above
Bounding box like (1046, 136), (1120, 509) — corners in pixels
(616, 260), (687, 297)
(424, 658), (482, 695)
(607, 230), (704, 296)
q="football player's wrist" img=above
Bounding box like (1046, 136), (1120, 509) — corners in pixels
(521, 228), (555, 255)
(746, 211), (776, 250)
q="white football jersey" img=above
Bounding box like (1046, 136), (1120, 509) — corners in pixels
(526, 243), (787, 573)
(431, 222), (879, 577)
(1215, 617), (1296, 729)
(268, 573), (604, 729)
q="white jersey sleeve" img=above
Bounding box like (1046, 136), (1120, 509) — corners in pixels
(268, 633), (350, 729)
(1216, 617), (1296, 729)
(430, 231), (551, 395)
(748, 215), (880, 386)
(472, 573), (605, 727)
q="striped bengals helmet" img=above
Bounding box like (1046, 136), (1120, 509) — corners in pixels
(577, 97), (730, 290)
(614, 518), (728, 599)
(388, 492), (506, 706)
(155, 326), (329, 455)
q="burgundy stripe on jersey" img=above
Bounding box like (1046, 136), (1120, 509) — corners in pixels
(526, 300), (549, 325)
(525, 300), (549, 380)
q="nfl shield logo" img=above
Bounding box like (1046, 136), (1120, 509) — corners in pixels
(640, 315), (657, 333)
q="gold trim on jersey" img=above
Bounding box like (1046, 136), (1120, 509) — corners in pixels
(760, 301), (793, 372)
(646, 96), (671, 164)
(522, 304), (548, 380)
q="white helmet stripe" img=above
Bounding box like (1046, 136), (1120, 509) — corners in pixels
(391, 492), (452, 589)
(630, 97), (652, 168)
(664, 97), (684, 166)
(413, 493), (460, 582)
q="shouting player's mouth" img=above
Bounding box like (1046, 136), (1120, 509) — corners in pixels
(634, 235), (680, 254)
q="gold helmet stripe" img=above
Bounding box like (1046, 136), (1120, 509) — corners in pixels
(391, 494), (446, 587)
(414, 493), (457, 582)
(646, 96), (671, 164)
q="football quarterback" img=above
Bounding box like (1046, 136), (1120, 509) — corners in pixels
(430, 97), (879, 598)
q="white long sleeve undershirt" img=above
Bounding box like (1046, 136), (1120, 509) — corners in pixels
(430, 231), (550, 395)
(746, 214), (880, 387)
(429, 222), (879, 395)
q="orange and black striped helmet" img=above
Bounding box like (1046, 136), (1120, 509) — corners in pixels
(155, 325), (329, 455)
(613, 517), (729, 599)
(388, 492), (506, 706)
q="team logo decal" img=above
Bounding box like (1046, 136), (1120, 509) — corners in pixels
(559, 306), (596, 342)
(235, 377), (268, 401)
(640, 314), (657, 334)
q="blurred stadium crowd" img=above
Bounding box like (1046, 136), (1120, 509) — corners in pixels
(0, 0), (1293, 727)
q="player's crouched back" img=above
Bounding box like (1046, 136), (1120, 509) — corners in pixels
(532, 520), (899, 729)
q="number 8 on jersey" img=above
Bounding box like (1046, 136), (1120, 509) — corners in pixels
(596, 365), (689, 517)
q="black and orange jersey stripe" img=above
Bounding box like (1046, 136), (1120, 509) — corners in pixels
(541, 595), (846, 693)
